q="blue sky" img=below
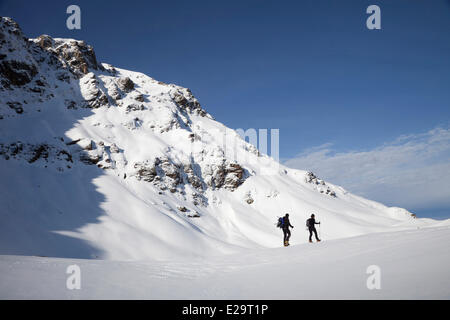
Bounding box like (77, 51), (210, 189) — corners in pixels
(1, 0), (449, 218)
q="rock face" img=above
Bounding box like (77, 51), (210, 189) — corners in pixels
(0, 59), (38, 86)
(0, 18), (38, 88)
(0, 142), (73, 165)
(117, 77), (134, 92)
(131, 156), (247, 203)
(0, 17), (103, 91)
(35, 34), (103, 77)
(0, 17), (250, 209)
(170, 88), (207, 117)
(203, 162), (247, 191)
(305, 171), (337, 197)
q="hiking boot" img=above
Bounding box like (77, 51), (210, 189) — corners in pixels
(309, 240), (312, 243)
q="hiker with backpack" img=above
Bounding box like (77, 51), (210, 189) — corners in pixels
(306, 214), (321, 243)
(277, 213), (294, 247)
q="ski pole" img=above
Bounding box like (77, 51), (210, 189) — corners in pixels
(318, 220), (321, 239)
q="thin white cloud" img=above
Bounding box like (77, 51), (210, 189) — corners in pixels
(284, 127), (450, 214)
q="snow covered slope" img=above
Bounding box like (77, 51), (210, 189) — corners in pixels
(1, 227), (449, 299)
(0, 17), (447, 261)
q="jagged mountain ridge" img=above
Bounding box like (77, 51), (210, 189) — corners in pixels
(0, 17), (249, 200)
(0, 17), (435, 260)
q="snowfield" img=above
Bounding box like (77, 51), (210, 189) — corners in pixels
(1, 226), (449, 299)
(1, 16), (449, 299)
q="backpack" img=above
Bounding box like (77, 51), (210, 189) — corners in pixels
(306, 219), (311, 228)
(277, 217), (284, 228)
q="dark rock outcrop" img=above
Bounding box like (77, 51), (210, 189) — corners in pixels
(0, 60), (38, 86)
(305, 171), (336, 197)
(170, 88), (208, 117)
(117, 77), (134, 92)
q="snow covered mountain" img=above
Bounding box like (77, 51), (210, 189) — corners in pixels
(0, 16), (445, 261)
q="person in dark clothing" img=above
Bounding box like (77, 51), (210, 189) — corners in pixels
(282, 213), (294, 246)
(306, 214), (321, 243)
